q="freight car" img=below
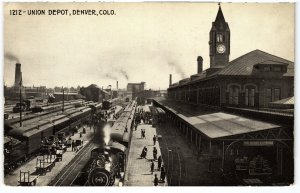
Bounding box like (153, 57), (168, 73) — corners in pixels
(150, 106), (166, 127)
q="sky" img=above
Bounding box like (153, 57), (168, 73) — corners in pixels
(3, 2), (294, 90)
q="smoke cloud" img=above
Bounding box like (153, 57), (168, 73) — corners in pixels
(104, 73), (118, 81)
(118, 69), (129, 80)
(5, 52), (20, 63)
(167, 61), (186, 79)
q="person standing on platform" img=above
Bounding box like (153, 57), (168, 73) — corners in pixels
(150, 161), (154, 174)
(158, 156), (162, 170)
(67, 137), (72, 148)
(153, 147), (158, 160)
(153, 135), (157, 145)
(71, 140), (75, 151)
(154, 174), (158, 186)
(160, 165), (166, 183)
(140, 146), (147, 159)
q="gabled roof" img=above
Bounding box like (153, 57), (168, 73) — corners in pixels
(168, 49), (294, 89)
(87, 84), (100, 89)
(216, 49), (294, 76)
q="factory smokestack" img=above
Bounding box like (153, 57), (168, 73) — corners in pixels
(169, 74), (172, 87)
(117, 81), (118, 90)
(14, 63), (22, 87)
(197, 56), (203, 74)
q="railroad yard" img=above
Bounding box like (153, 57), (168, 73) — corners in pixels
(3, 2), (295, 188)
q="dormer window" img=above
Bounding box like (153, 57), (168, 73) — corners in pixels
(254, 61), (288, 73)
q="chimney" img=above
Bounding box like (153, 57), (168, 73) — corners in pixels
(169, 74), (172, 87)
(14, 63), (22, 87)
(197, 56), (203, 74)
(117, 81), (118, 90)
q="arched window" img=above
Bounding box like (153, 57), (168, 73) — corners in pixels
(229, 86), (240, 105)
(216, 33), (224, 42)
(245, 87), (255, 107)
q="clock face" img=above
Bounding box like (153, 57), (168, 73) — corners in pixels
(217, 44), (226, 54)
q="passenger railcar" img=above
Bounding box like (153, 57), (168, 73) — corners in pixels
(4, 101), (101, 175)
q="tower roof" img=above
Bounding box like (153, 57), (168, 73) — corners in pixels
(215, 4), (226, 23)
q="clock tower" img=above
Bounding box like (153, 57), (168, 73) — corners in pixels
(209, 4), (230, 67)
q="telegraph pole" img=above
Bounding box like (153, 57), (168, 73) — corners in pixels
(19, 78), (22, 127)
(62, 87), (65, 112)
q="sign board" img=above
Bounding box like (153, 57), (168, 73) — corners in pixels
(243, 141), (274, 147)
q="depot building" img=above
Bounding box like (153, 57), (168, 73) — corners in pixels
(156, 5), (294, 185)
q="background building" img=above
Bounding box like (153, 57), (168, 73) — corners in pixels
(79, 84), (109, 102)
(126, 82), (145, 99)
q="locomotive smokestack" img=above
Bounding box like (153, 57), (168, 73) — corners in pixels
(197, 56), (203, 74)
(14, 63), (22, 87)
(169, 74), (172, 87)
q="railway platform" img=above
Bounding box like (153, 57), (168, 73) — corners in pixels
(124, 121), (168, 186)
(4, 125), (95, 186)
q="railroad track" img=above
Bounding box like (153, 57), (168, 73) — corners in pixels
(49, 141), (95, 186)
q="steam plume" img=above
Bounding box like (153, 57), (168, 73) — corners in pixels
(5, 52), (20, 63)
(119, 69), (129, 80)
(168, 61), (186, 79)
(104, 73), (118, 81)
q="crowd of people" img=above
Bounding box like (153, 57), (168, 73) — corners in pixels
(135, 106), (166, 186)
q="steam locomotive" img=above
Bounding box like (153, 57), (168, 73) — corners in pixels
(78, 100), (137, 186)
(87, 143), (126, 186)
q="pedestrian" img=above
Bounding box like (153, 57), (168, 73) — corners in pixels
(158, 156), (162, 170)
(160, 165), (166, 182)
(150, 161), (154, 174)
(67, 137), (72, 148)
(141, 129), (143, 138)
(153, 147), (158, 160)
(153, 135), (157, 145)
(135, 124), (138, 131)
(71, 140), (75, 151)
(154, 174), (158, 186)
(143, 129), (146, 139)
(140, 146), (147, 158)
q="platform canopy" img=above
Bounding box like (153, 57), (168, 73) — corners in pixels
(187, 112), (279, 139)
(157, 100), (280, 139)
(270, 96), (294, 105)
